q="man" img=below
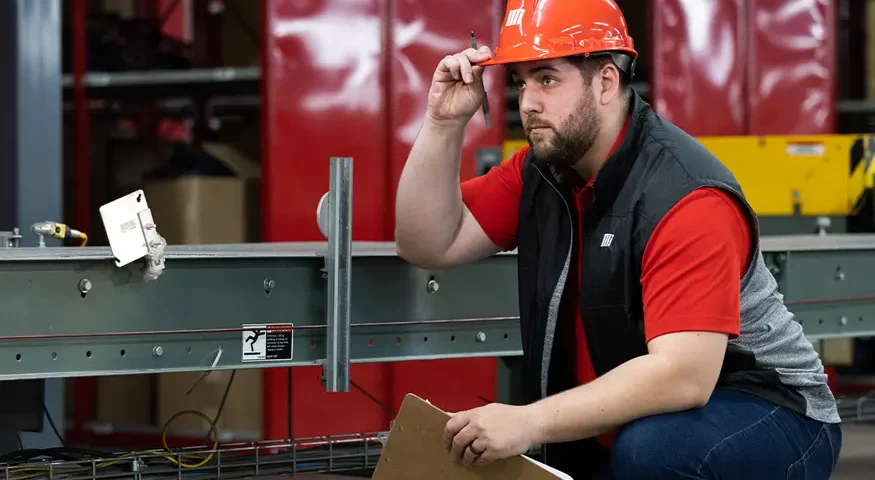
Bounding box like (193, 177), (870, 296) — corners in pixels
(394, 0), (842, 478)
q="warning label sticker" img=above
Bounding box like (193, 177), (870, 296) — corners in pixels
(241, 324), (294, 362)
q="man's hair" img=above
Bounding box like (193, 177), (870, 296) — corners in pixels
(568, 54), (632, 98)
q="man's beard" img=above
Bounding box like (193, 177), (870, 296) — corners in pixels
(524, 91), (601, 168)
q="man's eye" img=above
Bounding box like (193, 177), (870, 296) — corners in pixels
(515, 81), (526, 90)
(542, 77), (557, 86)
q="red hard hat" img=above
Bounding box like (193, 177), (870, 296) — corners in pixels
(479, 0), (637, 70)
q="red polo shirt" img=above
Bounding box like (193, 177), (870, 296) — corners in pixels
(460, 119), (750, 449)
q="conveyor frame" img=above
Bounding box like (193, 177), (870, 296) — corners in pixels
(3, 156), (875, 391)
(2, 161), (875, 480)
(0, 243), (522, 382)
(0, 234), (874, 385)
(761, 234), (875, 340)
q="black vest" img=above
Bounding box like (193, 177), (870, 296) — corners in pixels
(515, 92), (760, 475)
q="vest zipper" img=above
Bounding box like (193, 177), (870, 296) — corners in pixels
(532, 164), (574, 399)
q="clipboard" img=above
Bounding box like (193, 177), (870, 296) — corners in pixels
(372, 394), (572, 479)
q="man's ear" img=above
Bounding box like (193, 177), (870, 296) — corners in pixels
(599, 65), (622, 105)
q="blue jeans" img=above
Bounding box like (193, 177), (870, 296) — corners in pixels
(599, 388), (842, 479)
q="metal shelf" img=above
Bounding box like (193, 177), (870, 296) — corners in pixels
(505, 83), (875, 126)
(58, 69), (875, 117)
(62, 67), (261, 103)
(62, 67), (260, 89)
(839, 99), (875, 115)
(62, 95), (261, 119)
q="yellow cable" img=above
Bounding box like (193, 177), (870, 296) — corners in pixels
(44, 222), (88, 247)
(160, 409), (219, 468)
(4, 409), (219, 479)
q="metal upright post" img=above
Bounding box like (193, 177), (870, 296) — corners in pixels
(0, 0), (63, 451)
(325, 157), (353, 393)
(72, 0), (90, 237)
(0, 0), (63, 236)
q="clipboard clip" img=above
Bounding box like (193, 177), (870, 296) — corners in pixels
(377, 418), (397, 446)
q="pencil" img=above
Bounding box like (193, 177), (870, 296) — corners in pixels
(470, 31), (492, 129)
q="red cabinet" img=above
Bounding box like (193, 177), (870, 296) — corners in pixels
(261, 0), (506, 439)
(650, 0), (835, 136)
(745, 0), (836, 135)
(651, 0), (748, 136)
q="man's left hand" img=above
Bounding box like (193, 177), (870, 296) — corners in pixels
(443, 403), (540, 467)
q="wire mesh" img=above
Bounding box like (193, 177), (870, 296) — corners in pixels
(0, 432), (386, 480)
(6, 388), (861, 480)
(837, 391), (875, 423)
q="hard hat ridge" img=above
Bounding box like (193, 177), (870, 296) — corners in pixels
(478, 0), (637, 78)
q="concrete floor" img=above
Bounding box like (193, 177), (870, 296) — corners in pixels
(833, 423), (875, 480)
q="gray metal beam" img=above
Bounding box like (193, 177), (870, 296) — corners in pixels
(758, 234), (875, 340)
(0, 233), (873, 381)
(0, 244), (522, 379)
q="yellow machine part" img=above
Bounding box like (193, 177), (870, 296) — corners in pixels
(503, 135), (875, 217)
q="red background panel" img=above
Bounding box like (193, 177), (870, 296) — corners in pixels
(390, 358), (499, 413)
(746, 0), (836, 134)
(291, 363), (394, 438)
(387, 0), (506, 190)
(261, 0), (505, 439)
(386, 0), (505, 414)
(261, 0), (396, 440)
(262, 0), (391, 243)
(650, 0), (747, 136)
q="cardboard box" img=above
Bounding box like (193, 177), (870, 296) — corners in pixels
(821, 338), (855, 366)
(85, 139), (264, 435)
(95, 375), (154, 425)
(157, 369), (263, 436)
(145, 142), (263, 437)
(143, 142), (260, 244)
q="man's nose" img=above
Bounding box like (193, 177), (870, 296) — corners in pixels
(518, 88), (543, 116)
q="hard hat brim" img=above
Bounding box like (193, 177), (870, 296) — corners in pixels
(477, 47), (638, 67)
